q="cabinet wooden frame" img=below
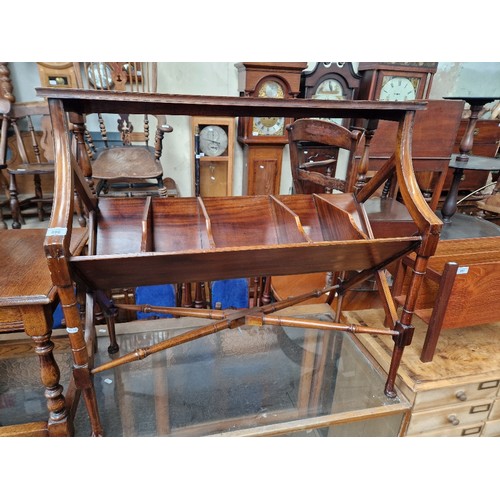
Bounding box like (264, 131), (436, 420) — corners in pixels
(236, 62), (307, 195)
(357, 63), (438, 100)
(191, 116), (235, 197)
(300, 62), (361, 100)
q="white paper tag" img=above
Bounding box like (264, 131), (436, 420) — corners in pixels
(47, 227), (67, 236)
(457, 266), (469, 275)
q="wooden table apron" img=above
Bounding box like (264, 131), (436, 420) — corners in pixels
(35, 88), (439, 436)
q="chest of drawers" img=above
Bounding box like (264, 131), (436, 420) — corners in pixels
(346, 309), (500, 436)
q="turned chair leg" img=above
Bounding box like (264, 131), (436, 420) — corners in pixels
(9, 173), (22, 229)
(0, 204), (6, 229)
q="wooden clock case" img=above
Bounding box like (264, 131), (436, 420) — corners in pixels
(191, 116), (235, 197)
(236, 62), (307, 195)
(300, 62), (361, 100)
(357, 62), (438, 100)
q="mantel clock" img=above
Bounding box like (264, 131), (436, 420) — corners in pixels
(236, 62), (307, 195)
(357, 62), (438, 101)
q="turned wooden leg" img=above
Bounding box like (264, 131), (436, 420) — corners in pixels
(58, 285), (103, 436)
(385, 255), (429, 398)
(262, 277), (272, 305)
(8, 173), (22, 229)
(34, 173), (45, 221)
(21, 304), (73, 437)
(74, 190), (87, 227)
(94, 290), (119, 354)
(441, 167), (464, 223)
(0, 202), (6, 229)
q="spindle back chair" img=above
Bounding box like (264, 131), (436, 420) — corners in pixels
(2, 101), (54, 228)
(78, 62), (173, 197)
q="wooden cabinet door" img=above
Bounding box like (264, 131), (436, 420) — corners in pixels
(246, 146), (284, 195)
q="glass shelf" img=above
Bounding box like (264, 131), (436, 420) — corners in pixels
(0, 305), (409, 436)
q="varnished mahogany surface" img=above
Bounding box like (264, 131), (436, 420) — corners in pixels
(75, 193), (422, 291)
(36, 87), (427, 122)
(393, 236), (500, 362)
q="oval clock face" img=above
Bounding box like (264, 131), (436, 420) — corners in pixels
(199, 125), (228, 157)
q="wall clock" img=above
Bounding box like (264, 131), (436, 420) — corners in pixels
(191, 116), (235, 197)
(356, 62), (438, 100)
(235, 62), (307, 195)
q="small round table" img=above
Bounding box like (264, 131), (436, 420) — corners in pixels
(441, 154), (500, 223)
(441, 96), (500, 223)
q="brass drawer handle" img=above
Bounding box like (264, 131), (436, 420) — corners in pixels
(455, 390), (467, 401)
(448, 414), (460, 426)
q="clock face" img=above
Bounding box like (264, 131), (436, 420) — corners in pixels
(252, 116), (286, 136)
(199, 125), (228, 157)
(313, 78), (345, 100)
(87, 62), (115, 90)
(258, 80), (285, 99)
(252, 80), (286, 136)
(379, 76), (419, 101)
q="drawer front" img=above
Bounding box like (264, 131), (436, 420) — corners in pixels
(408, 423), (484, 437)
(488, 398), (500, 420)
(406, 399), (493, 436)
(482, 419), (500, 437)
(413, 379), (500, 411)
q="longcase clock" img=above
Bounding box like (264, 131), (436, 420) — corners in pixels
(235, 62), (307, 195)
(191, 116), (235, 197)
(297, 62), (362, 193)
(300, 62), (361, 101)
(357, 62), (438, 101)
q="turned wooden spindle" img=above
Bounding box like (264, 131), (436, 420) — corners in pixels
(457, 102), (483, 162)
(354, 120), (378, 194)
(0, 63), (15, 104)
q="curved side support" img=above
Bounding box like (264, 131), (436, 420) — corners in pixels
(384, 110), (443, 397)
(394, 110), (442, 257)
(44, 98), (103, 436)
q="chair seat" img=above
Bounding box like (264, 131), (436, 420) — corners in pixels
(92, 146), (163, 180)
(7, 162), (54, 175)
